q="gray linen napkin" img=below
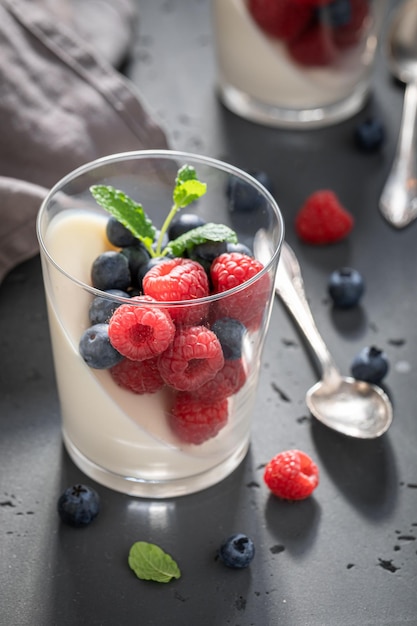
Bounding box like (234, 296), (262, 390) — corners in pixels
(0, 0), (169, 283)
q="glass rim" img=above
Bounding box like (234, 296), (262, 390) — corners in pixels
(36, 149), (285, 307)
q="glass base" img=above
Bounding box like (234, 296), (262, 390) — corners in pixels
(62, 430), (250, 498)
(218, 82), (369, 129)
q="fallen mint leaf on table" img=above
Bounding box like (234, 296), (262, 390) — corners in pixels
(167, 222), (238, 257)
(128, 541), (181, 583)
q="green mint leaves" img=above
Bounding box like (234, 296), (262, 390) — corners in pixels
(90, 164), (237, 258)
(128, 541), (181, 583)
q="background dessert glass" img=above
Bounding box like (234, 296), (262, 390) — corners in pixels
(36, 150), (284, 498)
(212, 0), (387, 128)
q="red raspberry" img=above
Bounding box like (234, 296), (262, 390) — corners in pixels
(264, 449), (319, 500)
(110, 357), (164, 394)
(108, 296), (175, 361)
(295, 190), (354, 244)
(170, 393), (229, 444)
(193, 359), (247, 401)
(333, 0), (369, 48)
(158, 326), (224, 391)
(248, 0), (314, 41)
(292, 0), (333, 6)
(288, 22), (338, 67)
(143, 257), (209, 325)
(210, 253), (270, 330)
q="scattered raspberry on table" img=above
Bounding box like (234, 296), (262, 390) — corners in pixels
(264, 449), (319, 500)
(295, 189), (354, 244)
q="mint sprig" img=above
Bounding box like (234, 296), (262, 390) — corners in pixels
(128, 541), (181, 583)
(90, 164), (237, 258)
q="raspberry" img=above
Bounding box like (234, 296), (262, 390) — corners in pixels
(170, 393), (228, 444)
(143, 257), (209, 325)
(210, 253), (270, 330)
(193, 359), (247, 401)
(264, 450), (319, 500)
(110, 357), (164, 394)
(108, 296), (175, 361)
(158, 326), (224, 391)
(288, 23), (338, 67)
(248, 0), (314, 41)
(295, 190), (354, 244)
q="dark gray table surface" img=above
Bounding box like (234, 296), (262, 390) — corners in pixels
(1, 1), (416, 625)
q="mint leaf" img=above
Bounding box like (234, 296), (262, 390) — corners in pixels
(128, 541), (181, 583)
(166, 222), (238, 257)
(173, 165), (207, 209)
(90, 185), (156, 251)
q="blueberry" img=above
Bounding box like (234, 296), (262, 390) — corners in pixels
(79, 323), (123, 369)
(121, 243), (151, 286)
(318, 0), (352, 27)
(328, 267), (365, 309)
(226, 170), (273, 213)
(211, 317), (247, 360)
(57, 484), (100, 527)
(188, 240), (228, 273)
(226, 242), (254, 257)
(218, 533), (255, 569)
(350, 346), (389, 385)
(354, 117), (385, 152)
(168, 213), (206, 240)
(89, 289), (130, 324)
(106, 216), (137, 247)
(91, 251), (131, 291)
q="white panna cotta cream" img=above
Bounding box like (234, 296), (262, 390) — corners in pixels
(43, 210), (257, 496)
(213, 0), (380, 126)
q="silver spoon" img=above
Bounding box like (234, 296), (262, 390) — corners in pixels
(255, 237), (393, 438)
(379, 0), (417, 228)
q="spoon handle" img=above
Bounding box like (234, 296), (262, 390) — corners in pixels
(275, 244), (340, 384)
(379, 79), (417, 228)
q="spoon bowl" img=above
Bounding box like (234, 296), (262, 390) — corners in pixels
(379, 0), (417, 228)
(255, 236), (393, 439)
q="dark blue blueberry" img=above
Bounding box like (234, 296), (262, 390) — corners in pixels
(318, 0), (352, 27)
(328, 267), (365, 309)
(188, 240), (228, 273)
(79, 323), (123, 369)
(350, 346), (389, 385)
(211, 317), (247, 360)
(226, 242), (254, 257)
(354, 117), (385, 152)
(88, 289), (130, 325)
(137, 256), (171, 291)
(226, 170), (274, 213)
(121, 243), (151, 286)
(168, 213), (206, 240)
(218, 533), (255, 569)
(91, 251), (131, 291)
(106, 216), (137, 247)
(57, 484), (100, 527)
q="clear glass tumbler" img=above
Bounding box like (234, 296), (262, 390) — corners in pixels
(212, 0), (387, 128)
(37, 150), (284, 498)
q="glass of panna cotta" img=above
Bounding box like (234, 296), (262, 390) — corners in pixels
(36, 150), (284, 498)
(212, 0), (387, 128)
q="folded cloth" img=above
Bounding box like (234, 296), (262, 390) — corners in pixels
(0, 0), (169, 283)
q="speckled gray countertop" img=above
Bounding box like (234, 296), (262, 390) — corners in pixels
(1, 1), (416, 624)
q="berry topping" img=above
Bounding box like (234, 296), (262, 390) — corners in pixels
(168, 213), (206, 240)
(106, 215), (137, 247)
(158, 326), (224, 391)
(226, 169), (274, 213)
(79, 323), (123, 369)
(89, 289), (130, 325)
(333, 0), (369, 48)
(264, 449), (319, 500)
(91, 251), (131, 291)
(110, 357), (164, 394)
(248, 0), (314, 41)
(288, 23), (338, 67)
(143, 257), (210, 324)
(328, 267), (365, 308)
(350, 346), (389, 385)
(57, 484), (100, 527)
(193, 358), (247, 401)
(210, 252), (270, 329)
(170, 393), (228, 444)
(211, 317), (247, 360)
(108, 296), (175, 361)
(295, 190), (354, 244)
(318, 0), (352, 27)
(354, 117), (385, 152)
(218, 534), (255, 569)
